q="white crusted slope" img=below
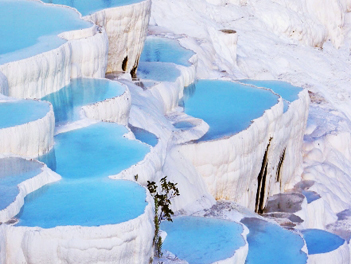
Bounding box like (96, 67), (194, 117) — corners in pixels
(86, 0), (151, 74)
(2, 187), (154, 264)
(0, 100), (55, 158)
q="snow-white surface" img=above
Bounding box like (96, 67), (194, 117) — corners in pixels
(0, 100), (54, 158)
(149, 0), (351, 242)
(2, 186), (154, 264)
(85, 0), (151, 73)
(1, 0), (351, 261)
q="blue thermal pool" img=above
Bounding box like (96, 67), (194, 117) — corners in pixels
(302, 229), (345, 255)
(241, 218), (307, 264)
(181, 80), (279, 141)
(41, 0), (143, 16)
(137, 62), (181, 82)
(48, 122), (150, 180)
(42, 78), (125, 125)
(130, 126), (158, 147)
(238, 80), (302, 102)
(16, 122), (150, 227)
(0, 0), (91, 65)
(16, 179), (147, 228)
(161, 216), (245, 264)
(0, 158), (43, 211)
(140, 36), (194, 66)
(0, 100), (50, 129)
(173, 121), (196, 130)
(302, 190), (321, 204)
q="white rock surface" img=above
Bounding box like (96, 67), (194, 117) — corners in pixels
(1, 186), (155, 264)
(82, 81), (132, 125)
(85, 0), (151, 74)
(0, 100), (55, 158)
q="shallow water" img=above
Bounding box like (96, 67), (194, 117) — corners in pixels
(130, 126), (158, 147)
(41, 0), (143, 16)
(42, 78), (125, 125)
(0, 0), (91, 65)
(140, 37), (194, 66)
(173, 121), (196, 130)
(0, 158), (43, 210)
(16, 122), (150, 227)
(181, 80), (278, 141)
(50, 123), (150, 180)
(0, 100), (50, 129)
(302, 229), (345, 254)
(161, 216), (245, 264)
(239, 80), (302, 102)
(241, 217), (307, 264)
(16, 178), (147, 228)
(137, 62), (181, 82)
(302, 190), (321, 204)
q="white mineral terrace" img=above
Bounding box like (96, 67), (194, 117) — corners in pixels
(1, 0), (351, 263)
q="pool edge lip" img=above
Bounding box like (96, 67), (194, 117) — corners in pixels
(2, 181), (155, 263)
(0, 0), (96, 67)
(179, 78), (282, 145)
(141, 35), (196, 67)
(0, 99), (55, 158)
(160, 215), (249, 264)
(0, 158), (61, 223)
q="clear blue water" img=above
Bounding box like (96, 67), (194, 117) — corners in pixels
(302, 229), (345, 255)
(130, 126), (158, 147)
(137, 62), (181, 82)
(16, 179), (147, 228)
(161, 216), (245, 264)
(0, 0), (91, 65)
(238, 80), (302, 102)
(0, 100), (50, 129)
(42, 78), (125, 125)
(241, 218), (307, 264)
(173, 121), (196, 130)
(16, 122), (150, 227)
(50, 122), (150, 180)
(181, 80), (278, 141)
(302, 190), (321, 204)
(41, 0), (143, 16)
(0, 158), (43, 211)
(140, 37), (194, 66)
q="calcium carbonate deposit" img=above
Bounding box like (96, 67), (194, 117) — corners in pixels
(1, 0), (351, 263)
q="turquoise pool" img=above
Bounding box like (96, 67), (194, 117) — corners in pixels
(0, 100), (50, 129)
(181, 80), (279, 141)
(0, 158), (43, 211)
(241, 218), (307, 264)
(161, 216), (245, 264)
(0, 0), (91, 65)
(16, 122), (150, 228)
(302, 229), (345, 255)
(42, 78), (125, 125)
(140, 36), (194, 66)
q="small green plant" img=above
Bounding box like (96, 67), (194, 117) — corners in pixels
(147, 176), (180, 259)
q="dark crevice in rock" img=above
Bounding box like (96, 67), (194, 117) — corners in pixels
(122, 56), (128, 72)
(255, 138), (272, 214)
(130, 55), (140, 79)
(276, 148), (286, 183)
